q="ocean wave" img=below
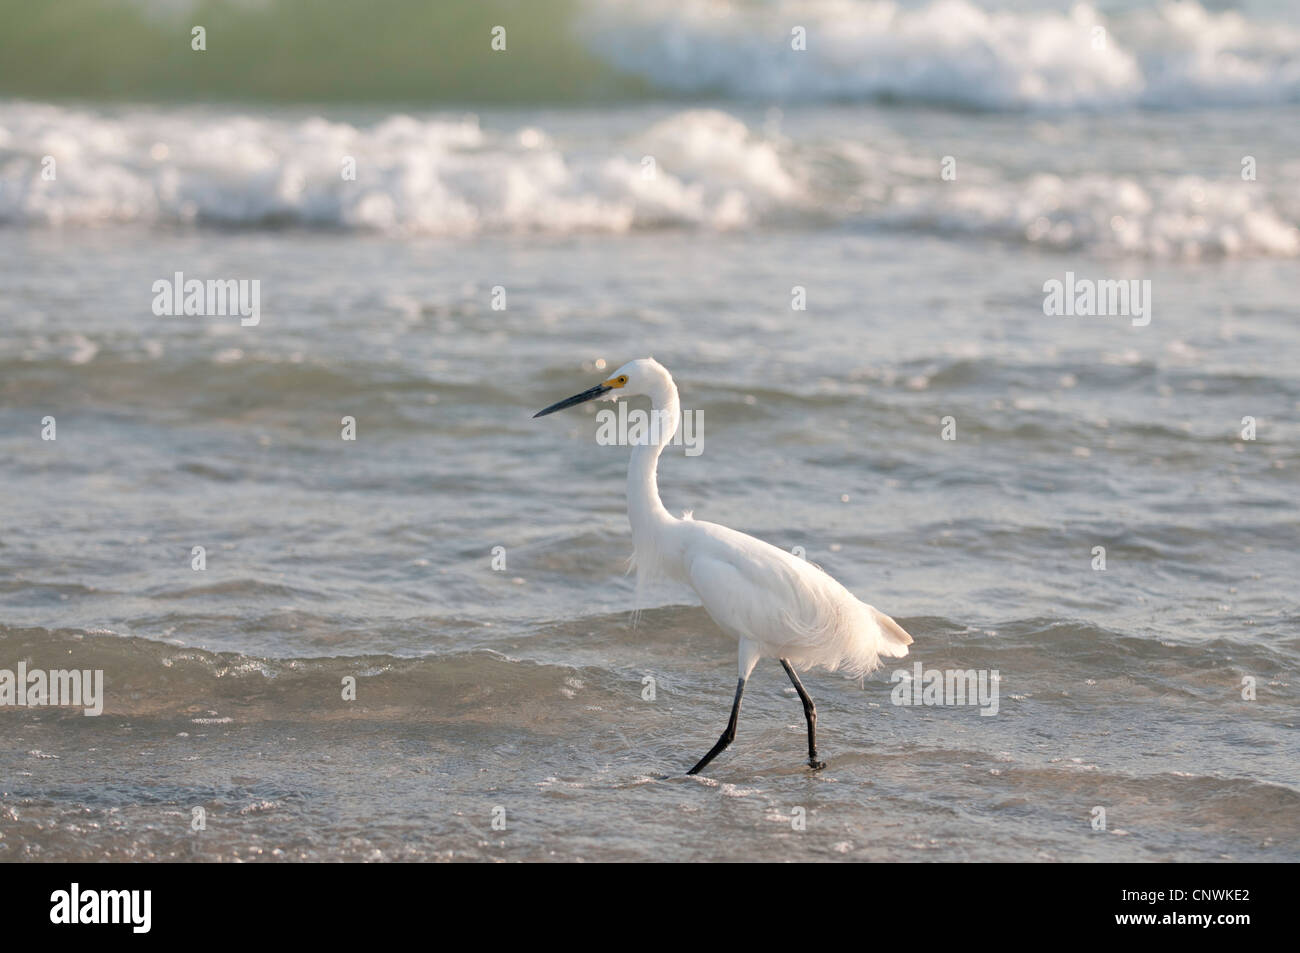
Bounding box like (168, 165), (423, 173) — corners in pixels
(2, 102), (1296, 256)
(4, 1), (1299, 111)
(870, 170), (1300, 258)
(0, 625), (625, 720)
(0, 106), (802, 234)
(583, 0), (1300, 110)
(3, 613), (1291, 721)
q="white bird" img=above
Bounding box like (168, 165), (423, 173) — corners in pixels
(535, 358), (912, 775)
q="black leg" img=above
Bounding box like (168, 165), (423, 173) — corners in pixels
(781, 659), (825, 770)
(686, 677), (746, 776)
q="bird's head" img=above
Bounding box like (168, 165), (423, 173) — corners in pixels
(533, 358), (670, 417)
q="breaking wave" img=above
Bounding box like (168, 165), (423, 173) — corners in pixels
(583, 0), (1300, 111)
(2, 101), (1296, 257)
(4, 1), (1300, 111)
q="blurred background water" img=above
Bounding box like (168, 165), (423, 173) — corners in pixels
(0, 0), (1297, 861)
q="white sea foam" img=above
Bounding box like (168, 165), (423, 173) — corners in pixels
(0, 105), (803, 235)
(580, 0), (1300, 110)
(1, 101), (1295, 257)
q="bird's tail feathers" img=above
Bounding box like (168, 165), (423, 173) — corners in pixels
(870, 606), (912, 658)
(777, 591), (913, 680)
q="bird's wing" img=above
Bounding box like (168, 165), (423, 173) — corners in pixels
(685, 533), (836, 650)
(871, 607), (913, 650)
(685, 521), (908, 676)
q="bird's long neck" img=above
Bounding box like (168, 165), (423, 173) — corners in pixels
(627, 383), (679, 542)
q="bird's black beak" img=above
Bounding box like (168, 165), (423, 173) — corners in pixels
(533, 383), (612, 418)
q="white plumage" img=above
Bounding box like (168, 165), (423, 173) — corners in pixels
(536, 357), (912, 774)
(683, 522), (912, 679)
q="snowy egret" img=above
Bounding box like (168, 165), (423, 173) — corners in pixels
(535, 358), (913, 775)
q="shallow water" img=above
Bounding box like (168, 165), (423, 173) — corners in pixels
(2, 220), (1296, 861)
(2, 0), (1299, 863)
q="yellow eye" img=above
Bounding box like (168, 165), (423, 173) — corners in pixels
(617, 376), (627, 384)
